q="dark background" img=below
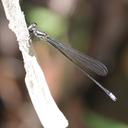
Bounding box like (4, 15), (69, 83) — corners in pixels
(0, 0), (128, 128)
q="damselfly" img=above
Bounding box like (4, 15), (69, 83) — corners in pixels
(28, 23), (117, 101)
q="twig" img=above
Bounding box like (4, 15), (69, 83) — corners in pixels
(1, 0), (68, 127)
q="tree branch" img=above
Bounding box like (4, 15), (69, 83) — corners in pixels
(1, 0), (68, 127)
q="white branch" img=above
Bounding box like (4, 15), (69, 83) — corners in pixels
(1, 0), (68, 128)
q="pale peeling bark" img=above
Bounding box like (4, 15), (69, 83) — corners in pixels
(1, 0), (68, 127)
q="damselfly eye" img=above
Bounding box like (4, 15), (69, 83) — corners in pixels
(28, 23), (37, 33)
(31, 23), (37, 28)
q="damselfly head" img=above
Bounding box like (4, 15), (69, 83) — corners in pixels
(28, 23), (37, 33)
(28, 23), (48, 40)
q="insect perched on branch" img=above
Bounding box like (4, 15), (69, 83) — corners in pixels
(28, 23), (117, 102)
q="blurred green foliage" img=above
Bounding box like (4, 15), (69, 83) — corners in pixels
(87, 112), (128, 128)
(27, 7), (68, 37)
